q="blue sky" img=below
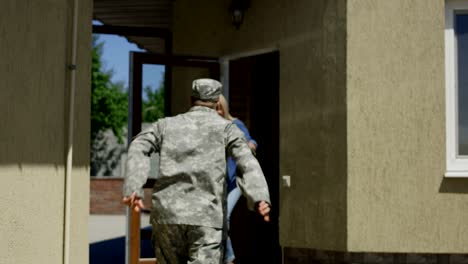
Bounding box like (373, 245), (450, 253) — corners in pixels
(92, 21), (165, 94)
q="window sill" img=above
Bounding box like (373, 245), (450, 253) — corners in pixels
(444, 171), (468, 178)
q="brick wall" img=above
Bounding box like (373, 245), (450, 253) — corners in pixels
(90, 178), (152, 214)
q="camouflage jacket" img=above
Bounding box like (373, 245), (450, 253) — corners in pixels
(123, 106), (270, 228)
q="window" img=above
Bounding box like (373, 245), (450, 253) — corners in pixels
(445, 1), (468, 176)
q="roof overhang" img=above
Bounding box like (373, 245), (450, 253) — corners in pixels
(93, 0), (173, 53)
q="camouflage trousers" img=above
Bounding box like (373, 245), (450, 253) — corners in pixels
(152, 223), (224, 264)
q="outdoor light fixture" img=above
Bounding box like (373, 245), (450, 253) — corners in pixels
(229, 0), (251, 29)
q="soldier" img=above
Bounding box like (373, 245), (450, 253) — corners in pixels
(122, 78), (271, 264)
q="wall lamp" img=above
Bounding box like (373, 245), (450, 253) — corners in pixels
(229, 0), (251, 29)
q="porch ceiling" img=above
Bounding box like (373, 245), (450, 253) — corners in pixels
(93, 0), (173, 52)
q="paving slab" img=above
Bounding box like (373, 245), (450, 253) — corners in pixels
(89, 214), (151, 243)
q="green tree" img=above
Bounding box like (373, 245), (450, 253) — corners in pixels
(90, 35), (128, 143)
(142, 80), (165, 123)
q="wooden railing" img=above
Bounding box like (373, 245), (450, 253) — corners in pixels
(129, 208), (157, 264)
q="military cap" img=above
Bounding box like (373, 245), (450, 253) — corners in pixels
(192, 78), (222, 102)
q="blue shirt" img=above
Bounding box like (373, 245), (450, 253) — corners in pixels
(227, 119), (257, 193)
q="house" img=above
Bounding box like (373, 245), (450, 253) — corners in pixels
(2, 0), (468, 263)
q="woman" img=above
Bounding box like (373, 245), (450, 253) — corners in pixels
(216, 94), (257, 264)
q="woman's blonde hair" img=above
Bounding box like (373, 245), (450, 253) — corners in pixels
(218, 94), (235, 121)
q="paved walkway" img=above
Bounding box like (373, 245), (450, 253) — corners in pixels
(89, 214), (153, 264)
(89, 214), (151, 243)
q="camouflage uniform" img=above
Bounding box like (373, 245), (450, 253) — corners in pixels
(123, 79), (270, 264)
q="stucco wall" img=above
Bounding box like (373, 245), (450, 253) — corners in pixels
(347, 0), (468, 252)
(69, 0), (93, 262)
(173, 0), (348, 250)
(171, 67), (211, 115)
(0, 0), (92, 263)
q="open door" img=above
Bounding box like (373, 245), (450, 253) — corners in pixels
(228, 51), (281, 264)
(126, 52), (220, 264)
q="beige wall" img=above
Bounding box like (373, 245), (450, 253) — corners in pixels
(173, 0), (348, 250)
(171, 67), (212, 115)
(0, 0), (92, 263)
(347, 0), (468, 252)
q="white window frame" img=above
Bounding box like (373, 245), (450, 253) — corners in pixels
(445, 0), (468, 177)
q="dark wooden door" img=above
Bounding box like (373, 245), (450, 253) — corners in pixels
(228, 51), (280, 264)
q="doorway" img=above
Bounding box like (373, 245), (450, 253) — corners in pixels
(227, 51), (281, 263)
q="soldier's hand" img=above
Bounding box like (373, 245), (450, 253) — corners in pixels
(256, 201), (270, 222)
(122, 192), (145, 212)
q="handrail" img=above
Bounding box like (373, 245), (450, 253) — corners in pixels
(129, 207), (157, 264)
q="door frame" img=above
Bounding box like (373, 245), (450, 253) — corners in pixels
(220, 48), (281, 263)
(220, 47), (278, 102)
